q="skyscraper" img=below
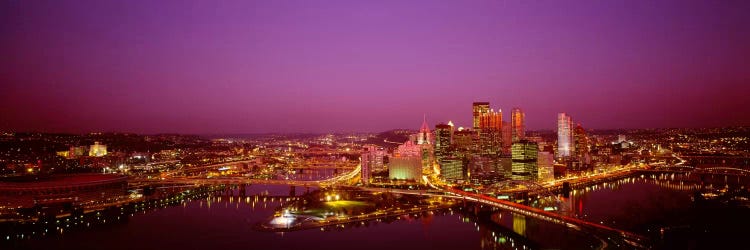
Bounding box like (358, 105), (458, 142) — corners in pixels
(440, 157), (465, 182)
(453, 130), (476, 154)
(479, 108), (502, 130)
(511, 140), (538, 181)
(478, 129), (502, 156)
(478, 108), (502, 156)
(537, 152), (554, 182)
(434, 123), (453, 163)
(360, 145), (385, 185)
(416, 116), (432, 145)
(501, 121), (512, 155)
(557, 113), (574, 158)
(511, 108), (525, 142)
(472, 102), (490, 130)
(574, 123), (589, 159)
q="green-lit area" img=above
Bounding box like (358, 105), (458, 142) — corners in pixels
(260, 187), (457, 231)
(322, 200), (372, 209)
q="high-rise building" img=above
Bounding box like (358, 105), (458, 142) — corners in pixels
(447, 120), (455, 141)
(511, 108), (525, 142)
(411, 116), (435, 170)
(361, 145), (385, 185)
(89, 142), (107, 157)
(416, 116), (432, 145)
(453, 130), (476, 154)
(479, 108), (502, 131)
(537, 152), (554, 182)
(440, 157), (465, 182)
(511, 140), (538, 181)
(557, 113), (574, 158)
(389, 156), (422, 181)
(395, 140), (421, 158)
(574, 124), (589, 159)
(501, 121), (512, 155)
(475, 106), (502, 157)
(478, 129), (502, 156)
(472, 102), (490, 130)
(434, 123), (453, 163)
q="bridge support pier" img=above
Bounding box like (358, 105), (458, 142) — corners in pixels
(240, 184), (247, 197)
(562, 182), (571, 198)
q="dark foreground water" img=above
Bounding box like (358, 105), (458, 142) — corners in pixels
(561, 173), (750, 249)
(5, 173), (750, 250)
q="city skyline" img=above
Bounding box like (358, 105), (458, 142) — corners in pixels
(2, 0), (749, 134)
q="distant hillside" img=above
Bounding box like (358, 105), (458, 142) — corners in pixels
(360, 129), (413, 148)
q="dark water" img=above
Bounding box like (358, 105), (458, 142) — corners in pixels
(6, 173), (749, 250)
(562, 173), (750, 249)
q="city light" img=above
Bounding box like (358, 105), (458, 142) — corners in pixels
(1, 1), (747, 249)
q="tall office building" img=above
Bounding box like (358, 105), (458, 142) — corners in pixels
(447, 121), (455, 141)
(501, 121), (512, 155)
(472, 102), (490, 130)
(479, 108), (502, 130)
(574, 124), (589, 159)
(557, 113), (575, 158)
(416, 116), (433, 145)
(395, 140), (421, 158)
(511, 140), (538, 181)
(440, 157), (465, 182)
(453, 130), (476, 154)
(477, 108), (501, 156)
(537, 152), (554, 182)
(511, 108), (525, 142)
(478, 129), (502, 156)
(360, 145), (385, 185)
(434, 123), (453, 163)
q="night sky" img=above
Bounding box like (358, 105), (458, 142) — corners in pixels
(1, 0), (748, 134)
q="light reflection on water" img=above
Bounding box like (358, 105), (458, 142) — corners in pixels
(6, 172), (748, 250)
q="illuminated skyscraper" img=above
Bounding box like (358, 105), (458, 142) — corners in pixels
(416, 116), (433, 145)
(511, 140), (538, 181)
(396, 140), (422, 158)
(537, 152), (554, 182)
(478, 129), (501, 156)
(557, 113), (574, 158)
(479, 108), (502, 130)
(361, 145), (385, 185)
(574, 124), (589, 159)
(478, 108), (502, 156)
(434, 123), (453, 163)
(472, 102), (490, 130)
(440, 157), (465, 182)
(501, 121), (512, 154)
(511, 108), (525, 142)
(453, 130), (476, 154)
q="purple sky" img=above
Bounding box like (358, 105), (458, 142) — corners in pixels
(1, 0), (749, 134)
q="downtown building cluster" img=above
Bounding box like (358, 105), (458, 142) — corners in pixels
(360, 102), (598, 186)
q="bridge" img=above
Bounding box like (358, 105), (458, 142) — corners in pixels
(160, 159), (357, 178)
(141, 164), (361, 188)
(446, 188), (650, 249)
(650, 165), (750, 176)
